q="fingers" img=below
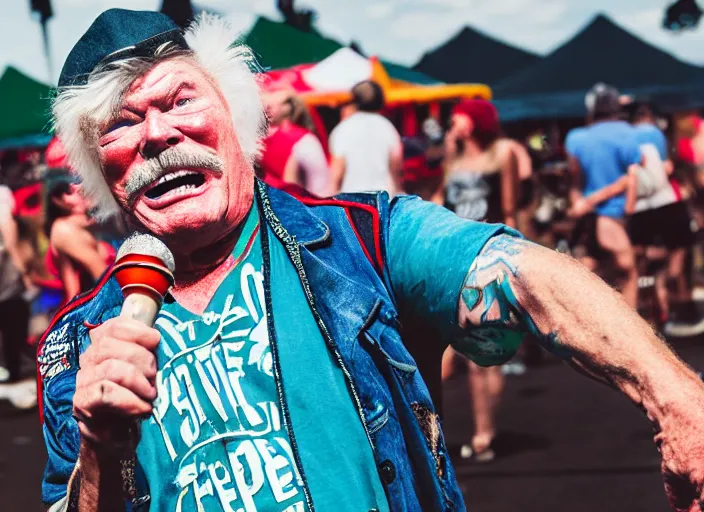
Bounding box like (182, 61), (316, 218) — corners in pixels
(80, 339), (157, 380)
(74, 316), (161, 436)
(89, 317), (161, 351)
(75, 380), (153, 419)
(96, 359), (156, 401)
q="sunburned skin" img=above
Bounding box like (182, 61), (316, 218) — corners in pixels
(97, 58), (255, 313)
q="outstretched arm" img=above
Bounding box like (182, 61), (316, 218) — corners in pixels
(457, 234), (704, 511)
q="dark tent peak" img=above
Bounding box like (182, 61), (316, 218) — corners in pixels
(413, 25), (540, 86)
(494, 13), (704, 97)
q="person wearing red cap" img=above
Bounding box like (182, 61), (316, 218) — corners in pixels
(442, 99), (518, 227)
(440, 99), (520, 462)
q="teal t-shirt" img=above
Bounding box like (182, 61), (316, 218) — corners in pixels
(269, 225), (390, 512)
(136, 207), (388, 511)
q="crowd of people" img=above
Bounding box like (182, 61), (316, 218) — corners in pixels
(1, 70), (703, 467)
(0, 9), (703, 511)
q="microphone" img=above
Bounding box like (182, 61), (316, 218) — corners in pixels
(113, 233), (175, 325)
(111, 233), (175, 506)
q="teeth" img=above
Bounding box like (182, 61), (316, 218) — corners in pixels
(154, 170), (199, 187)
(163, 184), (198, 197)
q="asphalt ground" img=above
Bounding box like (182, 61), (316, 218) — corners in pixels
(0, 337), (701, 511)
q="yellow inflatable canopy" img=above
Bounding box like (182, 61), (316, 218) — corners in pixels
(300, 57), (492, 108)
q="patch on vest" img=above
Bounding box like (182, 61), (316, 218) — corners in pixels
(411, 402), (446, 479)
(38, 323), (72, 380)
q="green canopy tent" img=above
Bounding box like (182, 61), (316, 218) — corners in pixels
(242, 17), (440, 84)
(242, 16), (344, 71)
(0, 66), (53, 149)
(380, 60), (440, 85)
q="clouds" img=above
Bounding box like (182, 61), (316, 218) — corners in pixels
(365, 2), (396, 20)
(2, 0), (704, 86)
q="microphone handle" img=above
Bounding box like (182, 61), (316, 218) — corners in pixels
(120, 293), (160, 325)
(118, 292), (161, 506)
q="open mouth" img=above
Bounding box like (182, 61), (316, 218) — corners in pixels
(144, 170), (206, 200)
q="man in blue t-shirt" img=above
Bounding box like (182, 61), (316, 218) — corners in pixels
(565, 83), (642, 308)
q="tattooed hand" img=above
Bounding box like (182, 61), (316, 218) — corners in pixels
(453, 233), (704, 511)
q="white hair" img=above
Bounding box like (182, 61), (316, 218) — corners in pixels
(52, 13), (266, 219)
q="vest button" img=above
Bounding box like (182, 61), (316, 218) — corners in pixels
(381, 309), (395, 323)
(379, 459), (396, 484)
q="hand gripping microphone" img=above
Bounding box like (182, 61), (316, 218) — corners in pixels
(111, 233), (175, 505)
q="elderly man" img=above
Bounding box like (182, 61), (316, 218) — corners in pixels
(40, 9), (704, 512)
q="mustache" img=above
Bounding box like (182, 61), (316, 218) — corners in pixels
(123, 146), (224, 204)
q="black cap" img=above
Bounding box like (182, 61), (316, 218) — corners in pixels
(585, 83), (621, 118)
(58, 9), (189, 88)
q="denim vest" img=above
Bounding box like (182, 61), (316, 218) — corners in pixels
(39, 181), (466, 511)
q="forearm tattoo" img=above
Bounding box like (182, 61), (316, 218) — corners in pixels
(455, 234), (570, 364)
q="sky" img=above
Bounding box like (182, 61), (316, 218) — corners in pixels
(2, 0), (704, 85)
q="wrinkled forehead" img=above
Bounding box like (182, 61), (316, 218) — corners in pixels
(122, 58), (214, 107)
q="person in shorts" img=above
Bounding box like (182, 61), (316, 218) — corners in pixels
(628, 103), (700, 335)
(566, 84), (642, 308)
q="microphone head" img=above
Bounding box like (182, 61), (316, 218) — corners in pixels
(116, 233), (175, 273)
(113, 233), (175, 300)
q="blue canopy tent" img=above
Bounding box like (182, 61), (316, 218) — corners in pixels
(493, 14), (704, 122)
(413, 25), (540, 86)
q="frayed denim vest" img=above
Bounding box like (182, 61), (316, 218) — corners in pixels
(39, 181), (465, 511)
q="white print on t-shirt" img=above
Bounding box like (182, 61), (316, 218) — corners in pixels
(146, 262), (305, 511)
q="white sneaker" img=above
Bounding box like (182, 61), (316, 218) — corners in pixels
(663, 318), (704, 338)
(0, 367), (9, 383)
(0, 379), (37, 410)
(502, 361), (527, 376)
(11, 379), (37, 409)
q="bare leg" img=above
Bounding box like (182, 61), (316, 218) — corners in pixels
(654, 269), (670, 323)
(668, 247), (690, 303)
(645, 246), (669, 323)
(441, 345), (462, 382)
(596, 216), (638, 308)
(468, 361), (504, 458)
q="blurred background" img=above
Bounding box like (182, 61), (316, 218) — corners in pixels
(2, 0), (704, 510)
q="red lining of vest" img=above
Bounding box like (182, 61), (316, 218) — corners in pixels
(298, 197), (384, 272)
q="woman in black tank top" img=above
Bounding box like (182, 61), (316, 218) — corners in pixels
(440, 99), (519, 463)
(442, 100), (519, 228)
